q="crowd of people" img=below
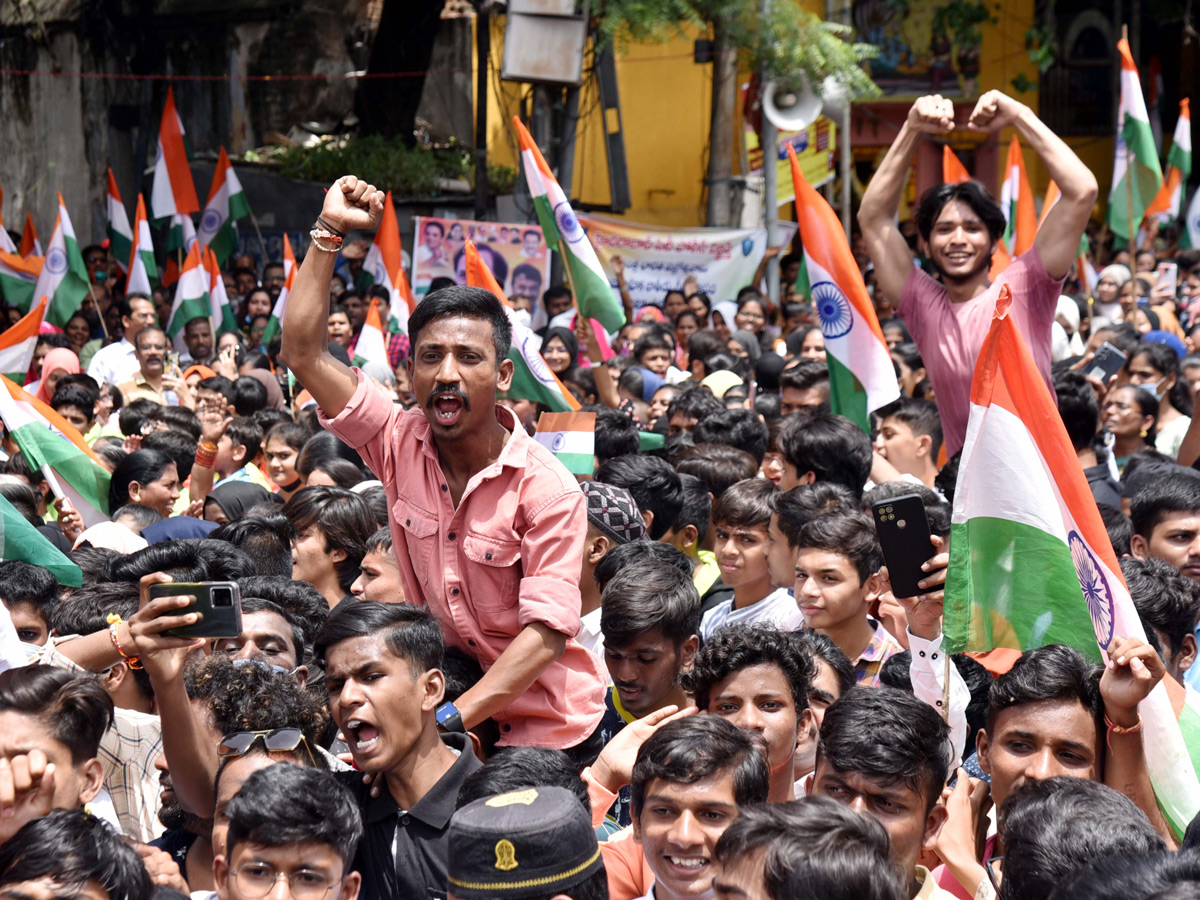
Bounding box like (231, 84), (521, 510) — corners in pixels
(0, 88), (1199, 900)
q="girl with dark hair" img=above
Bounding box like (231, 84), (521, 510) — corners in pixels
(263, 423), (309, 500)
(1124, 342), (1192, 457)
(539, 326), (579, 378)
(1101, 384), (1159, 473)
(108, 449), (180, 518)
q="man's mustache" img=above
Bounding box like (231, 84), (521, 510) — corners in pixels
(426, 385), (471, 411)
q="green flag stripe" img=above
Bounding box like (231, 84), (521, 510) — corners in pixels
(0, 493), (81, 586)
(827, 352), (869, 432)
(944, 516), (1100, 662)
(10, 423), (110, 513)
(554, 451), (593, 475)
(168, 293), (211, 338)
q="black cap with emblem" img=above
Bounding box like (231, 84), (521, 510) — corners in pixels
(447, 786), (604, 899)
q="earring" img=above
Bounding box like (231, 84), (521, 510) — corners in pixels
(1140, 429), (1149, 438)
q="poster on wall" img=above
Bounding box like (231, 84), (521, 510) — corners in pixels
(851, 0), (984, 98)
(410, 216), (553, 303)
(579, 214), (794, 314)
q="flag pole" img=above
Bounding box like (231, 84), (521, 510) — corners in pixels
(247, 210), (268, 264)
(1122, 25), (1135, 252)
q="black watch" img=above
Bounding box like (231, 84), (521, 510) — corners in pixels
(436, 701), (465, 734)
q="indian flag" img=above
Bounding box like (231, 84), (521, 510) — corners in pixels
(205, 245), (238, 335)
(0, 298), (47, 384)
(352, 298), (389, 370)
(945, 284), (1200, 837)
(788, 145), (898, 431)
(106, 169), (132, 273)
(261, 234), (296, 346)
(127, 194), (158, 296)
(1108, 39), (1164, 243)
(362, 191), (416, 334)
(151, 87), (200, 220)
(33, 193), (90, 329)
(943, 146), (971, 184)
(19, 212), (40, 258)
(197, 147), (251, 265)
(0, 250), (40, 312)
(0, 375), (110, 527)
(1145, 99), (1192, 223)
(464, 239), (580, 413)
(1185, 188), (1200, 249)
(513, 116), (625, 333)
(0, 493), (81, 588)
(534, 411), (595, 475)
(1001, 136), (1037, 256)
(166, 243), (211, 351)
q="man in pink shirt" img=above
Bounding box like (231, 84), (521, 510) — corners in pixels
(859, 90), (1098, 455)
(280, 176), (606, 755)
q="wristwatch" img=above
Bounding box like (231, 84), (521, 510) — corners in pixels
(436, 701), (465, 734)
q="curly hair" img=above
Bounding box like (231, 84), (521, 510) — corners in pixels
(185, 656), (328, 745)
(683, 623), (816, 715)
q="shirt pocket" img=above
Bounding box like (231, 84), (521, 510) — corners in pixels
(395, 498), (439, 588)
(462, 532), (522, 614)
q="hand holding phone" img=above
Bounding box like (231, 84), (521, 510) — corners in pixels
(1085, 342), (1128, 385)
(872, 494), (934, 600)
(147, 581), (242, 639)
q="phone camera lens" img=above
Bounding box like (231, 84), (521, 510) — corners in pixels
(897, 519), (906, 529)
(213, 588), (232, 608)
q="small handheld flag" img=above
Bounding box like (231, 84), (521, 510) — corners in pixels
(106, 169), (133, 273)
(534, 411), (595, 475)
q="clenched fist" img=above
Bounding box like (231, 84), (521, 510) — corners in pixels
(907, 95), (956, 134)
(320, 176), (386, 234)
(968, 90), (1028, 133)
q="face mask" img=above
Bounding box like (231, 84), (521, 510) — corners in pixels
(19, 641), (41, 660)
(93, 269), (108, 283)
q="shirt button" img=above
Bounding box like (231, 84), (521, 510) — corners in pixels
(449, 532), (456, 541)
(485, 553), (492, 560)
(400, 815), (411, 826)
(441, 485), (448, 492)
(919, 651), (926, 657)
(502, 723), (511, 732)
(452, 588), (460, 596)
(468, 639), (476, 647)
(936, 700), (943, 707)
(405, 519), (411, 526)
(931, 653), (938, 660)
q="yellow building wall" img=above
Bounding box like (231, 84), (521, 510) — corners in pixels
(480, 0), (1110, 227)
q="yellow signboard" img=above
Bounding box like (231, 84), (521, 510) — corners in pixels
(744, 115), (838, 206)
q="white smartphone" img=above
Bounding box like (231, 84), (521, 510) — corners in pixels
(1156, 262), (1178, 295)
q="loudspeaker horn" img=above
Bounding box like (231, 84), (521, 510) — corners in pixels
(762, 74), (823, 133)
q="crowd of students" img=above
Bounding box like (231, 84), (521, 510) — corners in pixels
(2, 90), (1200, 900)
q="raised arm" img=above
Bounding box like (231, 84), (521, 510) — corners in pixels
(858, 96), (954, 305)
(278, 177), (384, 417)
(968, 91), (1099, 280)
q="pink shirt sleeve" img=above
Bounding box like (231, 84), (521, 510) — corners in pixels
(517, 486), (588, 636)
(317, 369), (403, 480)
(581, 766), (620, 829)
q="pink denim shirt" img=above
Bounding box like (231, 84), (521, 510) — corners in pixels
(319, 370), (606, 748)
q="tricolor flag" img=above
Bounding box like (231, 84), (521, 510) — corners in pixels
(261, 234), (296, 346)
(534, 411), (595, 476)
(942, 146), (971, 184)
(106, 169), (132, 273)
(945, 284), (1200, 838)
(0, 251), (41, 312)
(0, 298), (47, 384)
(1145, 99), (1192, 223)
(151, 87), (200, 221)
(464, 239), (580, 413)
(1185, 189), (1200, 249)
(0, 375), (110, 527)
(127, 195), (158, 296)
(361, 191), (416, 334)
(166, 243), (211, 351)
(1001, 136), (1037, 257)
(352, 297), (390, 371)
(19, 212), (41, 258)
(513, 116), (625, 333)
(32, 193), (90, 328)
(197, 147), (251, 265)
(788, 145), (898, 431)
(162, 213), (197, 287)
(205, 246), (238, 335)
(1108, 39), (1164, 243)
(0, 493), (81, 587)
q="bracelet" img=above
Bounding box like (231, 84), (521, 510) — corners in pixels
(1104, 712), (1143, 748)
(108, 622), (143, 670)
(195, 441), (217, 470)
(310, 230), (342, 254)
(316, 216), (345, 238)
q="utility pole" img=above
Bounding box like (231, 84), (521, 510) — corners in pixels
(760, 0), (779, 305)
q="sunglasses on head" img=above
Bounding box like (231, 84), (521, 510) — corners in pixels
(217, 728), (316, 766)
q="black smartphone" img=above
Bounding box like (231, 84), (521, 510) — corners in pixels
(148, 581), (243, 640)
(1085, 341), (1128, 384)
(871, 494), (934, 599)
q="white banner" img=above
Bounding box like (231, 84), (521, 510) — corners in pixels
(578, 213), (795, 315)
